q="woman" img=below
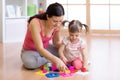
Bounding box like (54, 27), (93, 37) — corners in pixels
(21, 2), (67, 71)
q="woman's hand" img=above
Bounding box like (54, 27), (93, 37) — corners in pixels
(55, 58), (68, 71)
(60, 56), (68, 64)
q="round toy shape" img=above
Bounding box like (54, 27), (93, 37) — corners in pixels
(45, 73), (60, 78)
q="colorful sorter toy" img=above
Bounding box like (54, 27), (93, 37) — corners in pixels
(37, 62), (88, 78)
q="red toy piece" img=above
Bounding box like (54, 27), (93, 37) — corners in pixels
(40, 65), (44, 70)
(81, 67), (87, 72)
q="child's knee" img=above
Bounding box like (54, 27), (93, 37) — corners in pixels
(72, 58), (82, 69)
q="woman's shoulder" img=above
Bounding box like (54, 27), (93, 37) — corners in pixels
(30, 18), (45, 27)
(29, 18), (44, 32)
(31, 18), (42, 23)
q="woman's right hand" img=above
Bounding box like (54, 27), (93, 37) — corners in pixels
(55, 58), (68, 72)
(60, 56), (68, 64)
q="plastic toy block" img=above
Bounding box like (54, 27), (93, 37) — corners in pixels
(43, 69), (48, 73)
(60, 73), (73, 77)
(40, 65), (44, 70)
(70, 69), (78, 73)
(69, 66), (74, 70)
(65, 70), (70, 73)
(49, 67), (52, 71)
(35, 70), (48, 76)
(44, 64), (50, 71)
(60, 69), (73, 77)
(81, 67), (87, 72)
(67, 64), (71, 68)
(45, 73), (59, 78)
(47, 63), (52, 67)
(59, 69), (70, 74)
(52, 65), (57, 71)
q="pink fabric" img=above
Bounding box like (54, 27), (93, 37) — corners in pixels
(23, 18), (58, 50)
(72, 58), (83, 69)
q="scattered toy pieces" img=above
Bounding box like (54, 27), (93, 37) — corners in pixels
(36, 62), (89, 78)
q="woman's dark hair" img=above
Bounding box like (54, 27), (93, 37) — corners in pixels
(28, 2), (65, 23)
(62, 20), (89, 33)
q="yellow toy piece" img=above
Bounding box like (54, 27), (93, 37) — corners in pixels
(65, 70), (70, 73)
(35, 70), (48, 76)
(59, 69), (71, 74)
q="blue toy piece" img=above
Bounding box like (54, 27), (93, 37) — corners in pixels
(45, 73), (59, 78)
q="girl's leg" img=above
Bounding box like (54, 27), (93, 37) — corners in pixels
(72, 58), (83, 70)
(21, 50), (48, 69)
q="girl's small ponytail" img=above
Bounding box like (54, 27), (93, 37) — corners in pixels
(62, 20), (69, 26)
(82, 24), (89, 33)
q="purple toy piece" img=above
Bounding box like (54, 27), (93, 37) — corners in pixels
(69, 66), (74, 70)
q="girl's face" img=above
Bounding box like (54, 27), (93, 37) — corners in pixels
(69, 32), (80, 43)
(47, 16), (64, 28)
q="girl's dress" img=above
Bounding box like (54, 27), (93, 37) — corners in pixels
(62, 37), (86, 62)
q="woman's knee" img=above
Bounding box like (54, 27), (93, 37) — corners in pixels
(21, 50), (48, 69)
(22, 55), (38, 69)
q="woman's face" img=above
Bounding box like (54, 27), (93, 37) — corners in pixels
(47, 16), (64, 28)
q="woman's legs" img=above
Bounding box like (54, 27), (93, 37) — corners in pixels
(21, 44), (59, 69)
(21, 50), (48, 69)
